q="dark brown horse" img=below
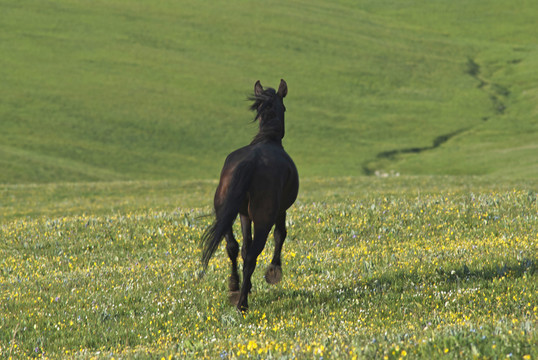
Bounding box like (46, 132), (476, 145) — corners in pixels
(201, 79), (299, 312)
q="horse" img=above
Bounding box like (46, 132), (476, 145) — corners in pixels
(201, 79), (299, 312)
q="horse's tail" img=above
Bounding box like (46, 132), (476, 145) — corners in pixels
(200, 160), (255, 273)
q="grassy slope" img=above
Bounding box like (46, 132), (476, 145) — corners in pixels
(1, 2), (536, 357)
(363, 1), (538, 178)
(1, 0), (537, 184)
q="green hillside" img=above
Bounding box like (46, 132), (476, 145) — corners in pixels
(1, 0), (537, 184)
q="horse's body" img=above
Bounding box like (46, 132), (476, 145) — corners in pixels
(201, 79), (298, 311)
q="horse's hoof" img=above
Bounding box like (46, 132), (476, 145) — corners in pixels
(237, 303), (249, 314)
(229, 275), (240, 292)
(265, 264), (282, 284)
(228, 291), (240, 306)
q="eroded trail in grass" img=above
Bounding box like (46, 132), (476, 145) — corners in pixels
(0, 181), (536, 359)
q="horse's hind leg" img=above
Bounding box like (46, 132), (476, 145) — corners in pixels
(225, 230), (240, 293)
(266, 212), (286, 284)
(227, 215), (252, 306)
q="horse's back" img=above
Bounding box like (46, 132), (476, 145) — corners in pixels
(218, 142), (298, 214)
(249, 143), (298, 211)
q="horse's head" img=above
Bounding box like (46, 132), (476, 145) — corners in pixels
(249, 79), (288, 142)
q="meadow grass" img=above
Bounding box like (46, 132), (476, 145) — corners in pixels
(2, 1), (537, 358)
(1, 177), (536, 359)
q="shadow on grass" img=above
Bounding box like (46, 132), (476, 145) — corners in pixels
(254, 258), (536, 309)
(436, 257), (536, 282)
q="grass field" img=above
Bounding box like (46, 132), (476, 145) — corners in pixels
(1, 0), (537, 358)
(1, 0), (537, 183)
(1, 177), (536, 359)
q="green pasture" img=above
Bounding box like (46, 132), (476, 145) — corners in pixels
(1, 0), (537, 183)
(1, 0), (537, 359)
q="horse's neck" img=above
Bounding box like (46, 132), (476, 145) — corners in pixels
(250, 132), (282, 146)
(251, 116), (284, 145)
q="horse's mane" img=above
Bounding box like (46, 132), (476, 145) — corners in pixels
(248, 88), (285, 144)
(249, 88), (277, 121)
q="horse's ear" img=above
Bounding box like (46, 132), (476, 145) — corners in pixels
(254, 80), (263, 96)
(277, 79), (287, 98)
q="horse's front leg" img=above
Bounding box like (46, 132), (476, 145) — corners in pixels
(240, 214), (252, 264)
(238, 225), (270, 312)
(225, 230), (240, 293)
(239, 214), (253, 293)
(265, 212), (286, 284)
